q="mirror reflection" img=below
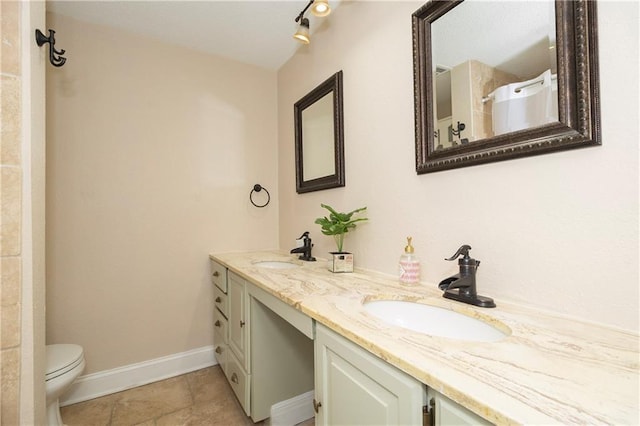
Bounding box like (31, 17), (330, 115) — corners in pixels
(302, 92), (335, 181)
(432, 1), (558, 150)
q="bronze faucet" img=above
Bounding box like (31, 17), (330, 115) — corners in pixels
(438, 245), (495, 308)
(290, 232), (316, 261)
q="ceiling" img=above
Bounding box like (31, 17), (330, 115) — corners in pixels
(47, 1), (554, 76)
(47, 1), (337, 71)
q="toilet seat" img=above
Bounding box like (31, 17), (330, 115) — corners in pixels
(46, 344), (84, 381)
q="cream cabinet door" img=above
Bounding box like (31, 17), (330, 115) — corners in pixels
(314, 323), (425, 426)
(429, 388), (492, 426)
(228, 272), (248, 369)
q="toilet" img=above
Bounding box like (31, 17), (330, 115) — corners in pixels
(46, 344), (85, 425)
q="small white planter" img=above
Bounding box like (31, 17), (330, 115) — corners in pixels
(328, 252), (353, 273)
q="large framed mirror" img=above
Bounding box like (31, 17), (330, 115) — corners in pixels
(295, 71), (345, 193)
(413, 0), (600, 174)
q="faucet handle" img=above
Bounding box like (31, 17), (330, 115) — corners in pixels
(445, 244), (472, 261)
(446, 245), (480, 270)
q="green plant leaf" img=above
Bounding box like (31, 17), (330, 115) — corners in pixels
(315, 204), (368, 251)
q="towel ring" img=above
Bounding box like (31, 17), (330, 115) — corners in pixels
(250, 184), (270, 208)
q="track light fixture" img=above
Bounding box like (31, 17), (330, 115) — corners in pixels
(293, 17), (310, 44)
(293, 0), (331, 44)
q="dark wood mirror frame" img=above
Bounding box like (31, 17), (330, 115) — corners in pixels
(295, 71), (345, 193)
(413, 0), (601, 174)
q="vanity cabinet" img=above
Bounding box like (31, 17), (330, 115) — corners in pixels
(210, 260), (314, 422)
(211, 257), (491, 425)
(228, 272), (249, 369)
(210, 263), (250, 415)
(226, 271), (250, 414)
(314, 323), (426, 426)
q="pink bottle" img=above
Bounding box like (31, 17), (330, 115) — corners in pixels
(399, 237), (420, 285)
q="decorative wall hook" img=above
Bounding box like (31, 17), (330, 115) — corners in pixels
(35, 29), (67, 67)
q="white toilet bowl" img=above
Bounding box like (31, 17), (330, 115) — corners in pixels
(46, 344), (85, 426)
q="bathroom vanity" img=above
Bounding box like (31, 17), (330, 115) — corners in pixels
(211, 261), (314, 422)
(209, 251), (638, 425)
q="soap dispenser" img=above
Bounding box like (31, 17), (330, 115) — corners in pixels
(399, 237), (420, 284)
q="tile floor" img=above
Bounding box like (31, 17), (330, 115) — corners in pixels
(61, 366), (272, 425)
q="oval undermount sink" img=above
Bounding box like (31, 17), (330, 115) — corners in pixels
(364, 300), (508, 342)
(253, 261), (300, 269)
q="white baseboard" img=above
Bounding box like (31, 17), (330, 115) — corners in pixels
(268, 390), (315, 426)
(60, 345), (216, 407)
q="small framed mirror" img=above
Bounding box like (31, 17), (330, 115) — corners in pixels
(413, 0), (600, 174)
(295, 71), (345, 193)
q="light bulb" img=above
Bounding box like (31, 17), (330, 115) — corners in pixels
(311, 0), (331, 17)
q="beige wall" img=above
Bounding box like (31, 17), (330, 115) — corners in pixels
(46, 14), (279, 373)
(2, 1), (46, 423)
(1, 3), (24, 422)
(278, 1), (639, 332)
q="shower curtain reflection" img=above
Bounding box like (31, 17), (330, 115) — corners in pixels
(490, 69), (558, 136)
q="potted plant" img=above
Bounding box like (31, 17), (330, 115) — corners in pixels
(315, 203), (368, 273)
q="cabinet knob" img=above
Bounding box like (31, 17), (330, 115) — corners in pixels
(215, 320), (221, 327)
(231, 373), (239, 384)
(215, 346), (223, 354)
(215, 297), (222, 303)
(240, 320), (245, 328)
(213, 271), (220, 277)
(313, 399), (322, 413)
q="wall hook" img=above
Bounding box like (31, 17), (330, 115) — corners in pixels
(35, 29), (67, 67)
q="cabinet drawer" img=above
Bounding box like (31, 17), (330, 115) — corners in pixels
(210, 259), (227, 293)
(214, 308), (228, 341)
(214, 285), (228, 318)
(226, 353), (250, 416)
(214, 343), (228, 375)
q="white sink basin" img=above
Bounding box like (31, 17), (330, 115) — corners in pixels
(364, 300), (508, 342)
(253, 261), (300, 269)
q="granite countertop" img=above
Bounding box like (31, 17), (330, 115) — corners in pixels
(210, 250), (639, 425)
